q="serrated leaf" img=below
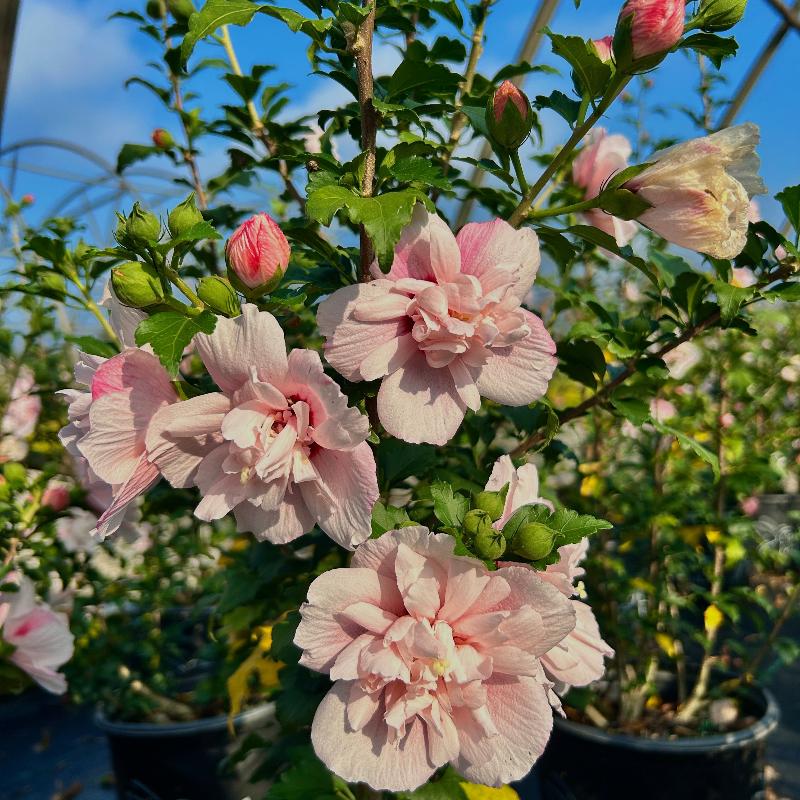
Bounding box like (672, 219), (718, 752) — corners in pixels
(431, 482), (469, 528)
(376, 440), (437, 489)
(372, 503), (413, 536)
(117, 143), (159, 173)
(775, 184), (800, 234)
(134, 310), (217, 377)
(547, 31), (612, 99)
(160, 221), (222, 251)
(534, 90), (581, 126)
(609, 396), (650, 425)
(679, 33), (738, 69)
(387, 59), (461, 100)
(713, 280), (754, 325)
(389, 156), (452, 190)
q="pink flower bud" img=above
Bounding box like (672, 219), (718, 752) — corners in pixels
(493, 80), (528, 121)
(42, 482), (70, 512)
(151, 128), (174, 149)
(616, 0), (685, 63)
(593, 36), (614, 62)
(226, 213), (291, 297)
(21, 193), (35, 206)
(719, 412), (735, 429)
(486, 81), (534, 151)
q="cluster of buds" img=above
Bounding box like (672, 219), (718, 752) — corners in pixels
(462, 486), (557, 563)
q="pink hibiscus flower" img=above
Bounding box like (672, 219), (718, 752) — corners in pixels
(317, 206), (556, 445)
(1, 367), (42, 439)
(294, 526), (575, 791)
(0, 573), (74, 694)
(487, 457), (613, 693)
(146, 304), (378, 549)
(60, 348), (177, 538)
(572, 128), (638, 247)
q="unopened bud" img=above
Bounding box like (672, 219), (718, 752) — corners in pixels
(197, 276), (240, 317)
(3, 462), (27, 489)
(152, 128), (175, 150)
(42, 482), (70, 512)
(111, 262), (165, 309)
(486, 81), (535, 151)
(472, 490), (507, 522)
(592, 36), (614, 62)
(510, 522), (555, 561)
(692, 0), (747, 32)
(473, 527), (507, 561)
(125, 203), (162, 246)
(168, 193), (203, 237)
(614, 0), (685, 72)
(167, 0), (195, 22)
(21, 193), (35, 206)
(463, 509), (495, 542)
(226, 213), (290, 299)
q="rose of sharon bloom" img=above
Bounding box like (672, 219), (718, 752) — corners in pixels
(0, 573), (74, 694)
(226, 213), (290, 293)
(318, 206), (557, 445)
(617, 0), (685, 61)
(1, 367), (42, 439)
(623, 124), (767, 259)
(486, 457), (613, 693)
(592, 36), (614, 62)
(539, 540), (614, 693)
(146, 305), (378, 549)
(60, 348), (177, 538)
(485, 454), (553, 528)
(294, 527), (575, 790)
(42, 481), (70, 512)
(572, 128), (638, 247)
(56, 508), (100, 554)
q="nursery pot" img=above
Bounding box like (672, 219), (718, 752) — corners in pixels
(96, 701), (277, 800)
(534, 685), (779, 800)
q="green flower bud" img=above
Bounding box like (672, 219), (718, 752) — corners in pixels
(168, 193), (204, 238)
(511, 522), (555, 561)
(167, 0), (195, 22)
(197, 276), (241, 317)
(693, 0), (747, 32)
(472, 489), (507, 522)
(125, 203), (161, 246)
(152, 128), (175, 150)
(473, 527), (507, 561)
(486, 81), (535, 152)
(111, 262), (165, 309)
(114, 213), (134, 249)
(3, 462), (27, 490)
(463, 509), (494, 542)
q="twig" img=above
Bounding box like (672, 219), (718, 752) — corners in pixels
(352, 2), (378, 281)
(218, 25), (306, 211)
(764, 0), (800, 30)
(454, 0), (562, 229)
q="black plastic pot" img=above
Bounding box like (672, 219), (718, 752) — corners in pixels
(96, 702), (277, 800)
(531, 685), (779, 800)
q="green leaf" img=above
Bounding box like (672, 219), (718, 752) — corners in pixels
(388, 157), (452, 190)
(397, 766), (468, 799)
(678, 33), (738, 68)
(116, 143), (159, 173)
(134, 310), (217, 377)
(651, 420), (721, 480)
(596, 188), (652, 220)
(181, 0), (262, 65)
(306, 181), (423, 269)
(65, 335), (117, 358)
(160, 220), (222, 251)
(609, 396), (650, 425)
(534, 90), (581, 127)
(387, 59), (461, 100)
(650, 251), (693, 288)
(713, 280), (754, 325)
(530, 506), (612, 546)
(259, 6), (333, 42)
(775, 184), (800, 234)
(547, 31), (612, 99)
(431, 482), (469, 528)
(376, 440), (437, 489)
(372, 502), (413, 536)
(567, 224), (659, 286)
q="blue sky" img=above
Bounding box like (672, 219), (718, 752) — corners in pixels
(2, 0), (798, 243)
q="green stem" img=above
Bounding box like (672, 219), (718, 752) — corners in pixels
(165, 267), (204, 310)
(508, 74), (631, 227)
(67, 270), (120, 346)
(510, 149), (529, 196)
(529, 197), (600, 220)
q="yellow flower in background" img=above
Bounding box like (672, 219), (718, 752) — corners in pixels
(695, 432), (712, 444)
(578, 461), (601, 475)
(631, 577), (655, 594)
(705, 527), (723, 544)
(725, 538), (746, 566)
(460, 784), (521, 800)
(655, 633), (677, 658)
(227, 625), (283, 729)
(645, 694), (662, 710)
(580, 475), (603, 498)
(704, 604), (724, 634)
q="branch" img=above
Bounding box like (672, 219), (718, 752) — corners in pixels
(353, 2), (378, 281)
(454, 0), (562, 229)
(764, 0), (800, 30)
(218, 25), (306, 212)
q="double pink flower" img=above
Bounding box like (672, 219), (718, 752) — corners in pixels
(295, 526), (576, 791)
(147, 305), (378, 549)
(318, 206), (556, 445)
